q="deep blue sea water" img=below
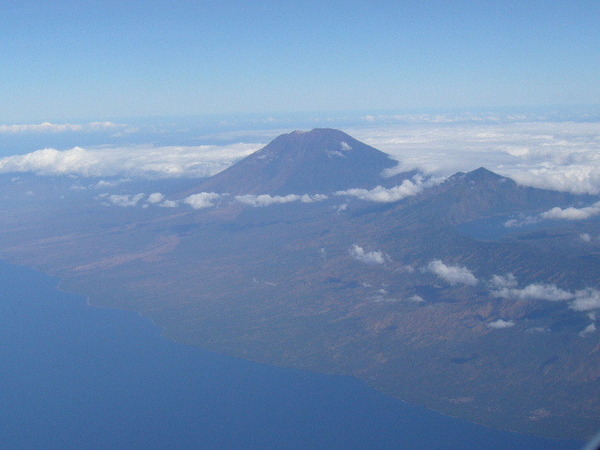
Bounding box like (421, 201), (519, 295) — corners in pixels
(0, 260), (582, 449)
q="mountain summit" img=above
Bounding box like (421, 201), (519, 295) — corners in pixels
(197, 128), (397, 195)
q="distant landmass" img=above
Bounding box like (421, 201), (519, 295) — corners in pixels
(0, 128), (599, 439)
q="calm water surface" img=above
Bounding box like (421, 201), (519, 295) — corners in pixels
(0, 260), (581, 449)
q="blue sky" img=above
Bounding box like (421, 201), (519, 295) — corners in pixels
(1, 0), (599, 122)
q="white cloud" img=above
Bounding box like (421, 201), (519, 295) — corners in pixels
(336, 177), (427, 203)
(349, 121), (600, 195)
(525, 327), (549, 334)
(235, 193), (327, 207)
(579, 323), (597, 337)
(0, 147), (98, 176)
(0, 121), (125, 134)
(184, 192), (223, 209)
(93, 180), (120, 189)
(505, 200), (600, 227)
(106, 193), (145, 207)
(569, 288), (600, 312)
(147, 192), (165, 204)
(488, 319), (515, 329)
(0, 143), (261, 178)
(492, 283), (573, 302)
(326, 142), (352, 158)
(427, 260), (478, 286)
(3, 119), (599, 199)
(3, 120), (599, 195)
(503, 215), (540, 228)
(349, 244), (388, 265)
(580, 233), (592, 242)
(160, 200), (179, 208)
(492, 279), (600, 312)
(509, 165), (600, 196)
(490, 273), (518, 289)
(540, 201), (600, 221)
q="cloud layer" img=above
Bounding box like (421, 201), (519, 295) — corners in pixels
(2, 120), (599, 197)
(349, 121), (600, 195)
(0, 143), (261, 178)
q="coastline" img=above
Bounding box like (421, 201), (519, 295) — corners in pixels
(0, 256), (586, 447)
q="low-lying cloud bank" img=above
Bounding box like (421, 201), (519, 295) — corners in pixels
(2, 120), (599, 195)
(108, 191), (331, 210)
(0, 143), (261, 178)
(106, 177), (436, 211)
(350, 121), (600, 195)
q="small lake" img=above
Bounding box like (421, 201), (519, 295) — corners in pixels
(0, 260), (581, 449)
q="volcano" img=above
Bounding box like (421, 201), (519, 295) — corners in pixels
(196, 128), (398, 195)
